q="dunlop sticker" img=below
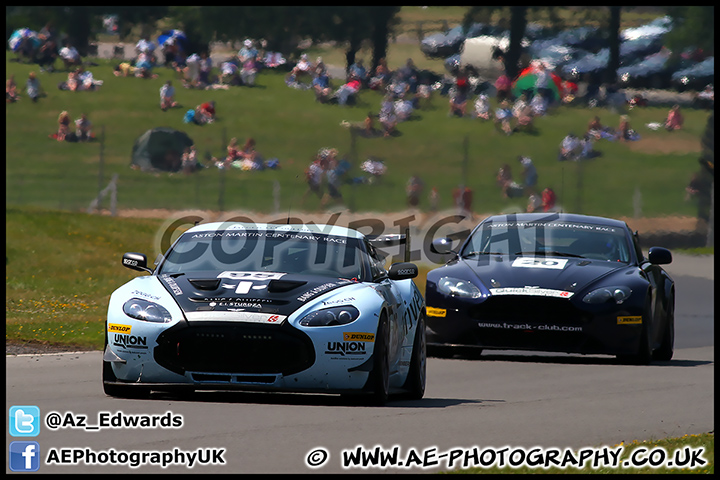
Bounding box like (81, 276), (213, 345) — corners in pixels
(617, 316), (642, 325)
(108, 323), (132, 334)
(343, 332), (375, 342)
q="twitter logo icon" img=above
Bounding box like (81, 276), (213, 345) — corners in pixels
(9, 406), (40, 437)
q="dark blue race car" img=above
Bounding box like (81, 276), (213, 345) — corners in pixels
(425, 213), (675, 364)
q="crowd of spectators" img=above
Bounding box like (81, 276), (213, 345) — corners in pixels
(6, 24), (708, 211)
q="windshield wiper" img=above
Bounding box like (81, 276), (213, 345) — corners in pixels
(515, 251), (585, 258)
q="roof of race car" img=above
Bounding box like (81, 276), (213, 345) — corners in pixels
(480, 212), (629, 229)
(182, 222), (366, 240)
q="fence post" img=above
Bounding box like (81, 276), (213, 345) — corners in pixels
(633, 187), (642, 218)
(706, 181), (714, 248)
(86, 173), (118, 215)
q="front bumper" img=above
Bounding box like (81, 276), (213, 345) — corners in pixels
(425, 294), (643, 356)
(105, 320), (377, 393)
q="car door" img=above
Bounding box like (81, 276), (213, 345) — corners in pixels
(366, 241), (404, 364)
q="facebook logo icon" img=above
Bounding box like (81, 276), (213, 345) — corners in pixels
(9, 406), (40, 437)
(9, 441), (41, 472)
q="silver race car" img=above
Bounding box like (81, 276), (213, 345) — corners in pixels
(103, 222), (425, 404)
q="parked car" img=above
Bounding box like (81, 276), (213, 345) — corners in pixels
(421, 23), (495, 59)
(672, 57), (715, 92)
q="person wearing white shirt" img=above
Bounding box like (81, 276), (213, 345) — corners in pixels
(59, 43), (81, 69)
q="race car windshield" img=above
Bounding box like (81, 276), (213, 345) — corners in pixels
(158, 229), (366, 279)
(462, 220), (631, 263)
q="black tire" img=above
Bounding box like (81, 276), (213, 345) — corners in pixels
(400, 314), (426, 400)
(653, 294), (675, 361)
(369, 313), (390, 405)
(619, 297), (653, 365)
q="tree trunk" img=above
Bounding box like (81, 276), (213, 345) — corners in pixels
(505, 6), (528, 80)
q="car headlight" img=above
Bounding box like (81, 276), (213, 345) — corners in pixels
(122, 298), (173, 323)
(582, 286), (632, 304)
(298, 305), (360, 327)
(437, 276), (482, 298)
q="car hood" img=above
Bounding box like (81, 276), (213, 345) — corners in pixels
(445, 256), (629, 295)
(157, 271), (357, 319)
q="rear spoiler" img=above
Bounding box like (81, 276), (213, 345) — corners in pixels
(368, 228), (412, 262)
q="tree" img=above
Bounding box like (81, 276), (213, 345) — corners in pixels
(665, 6), (715, 55)
(606, 7), (621, 84)
(504, 6), (528, 79)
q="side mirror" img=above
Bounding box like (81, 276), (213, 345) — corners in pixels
(122, 252), (153, 273)
(648, 247), (672, 265)
(430, 237), (455, 255)
(388, 262), (418, 280)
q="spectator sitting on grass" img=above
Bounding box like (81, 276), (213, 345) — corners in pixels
(57, 111), (71, 141)
(518, 155), (538, 194)
(134, 51), (158, 79)
(181, 145), (198, 173)
(494, 100), (513, 135)
(64, 69), (80, 91)
(378, 94), (398, 137)
(494, 72), (512, 102)
(193, 100), (215, 125)
(220, 59), (240, 85)
(312, 66), (333, 103)
(496, 163), (524, 199)
(448, 68), (470, 117)
(75, 113), (93, 141)
(558, 132), (582, 161)
(238, 39), (258, 63)
(334, 78), (362, 106)
(240, 54), (258, 86)
(198, 52), (212, 86)
(182, 53), (200, 88)
(664, 104), (684, 131)
(512, 93), (534, 132)
(160, 80), (178, 111)
(542, 187), (557, 212)
(239, 137), (259, 164)
(530, 91), (548, 116)
(59, 41), (81, 70)
(586, 115), (616, 140)
(25, 71), (43, 102)
(394, 94), (414, 122)
(348, 58), (368, 85)
(368, 57), (392, 91)
(286, 53), (313, 88)
(473, 93), (491, 120)
(617, 115), (640, 141)
(6, 75), (20, 103)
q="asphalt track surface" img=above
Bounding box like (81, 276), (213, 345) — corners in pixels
(6, 255), (713, 473)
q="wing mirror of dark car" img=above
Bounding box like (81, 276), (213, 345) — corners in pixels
(122, 252), (153, 273)
(430, 237), (456, 255)
(648, 247), (672, 265)
(388, 262), (418, 280)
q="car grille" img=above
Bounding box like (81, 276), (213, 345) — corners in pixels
(470, 296), (590, 324)
(154, 322), (315, 376)
(467, 296), (593, 350)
